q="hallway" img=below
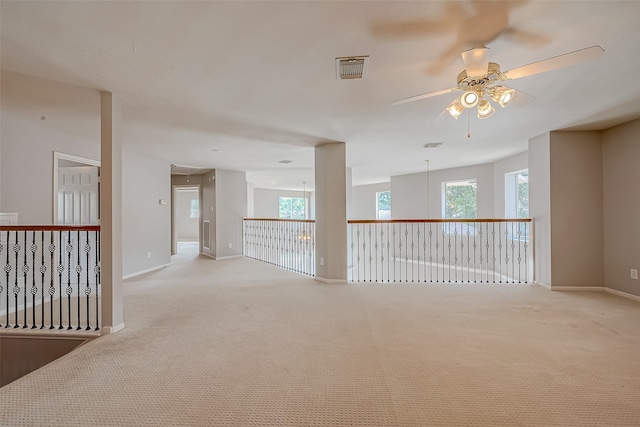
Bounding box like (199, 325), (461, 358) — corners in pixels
(1, 256), (640, 426)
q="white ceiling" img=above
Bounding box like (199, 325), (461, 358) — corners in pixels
(2, 1), (640, 191)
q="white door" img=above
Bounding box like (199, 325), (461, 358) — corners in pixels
(57, 166), (99, 225)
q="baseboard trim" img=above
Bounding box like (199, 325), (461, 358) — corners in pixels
(605, 287), (640, 302)
(550, 286), (605, 291)
(199, 253), (243, 260)
(101, 322), (125, 335)
(315, 277), (347, 284)
(123, 264), (170, 280)
(549, 285), (640, 303)
(534, 281), (551, 289)
(214, 254), (244, 260)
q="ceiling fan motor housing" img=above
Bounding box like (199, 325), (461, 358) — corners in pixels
(457, 62), (502, 89)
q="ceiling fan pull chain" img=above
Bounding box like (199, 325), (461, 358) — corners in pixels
(467, 110), (471, 138)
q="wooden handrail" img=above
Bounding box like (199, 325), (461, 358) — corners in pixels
(244, 218), (531, 224)
(348, 218), (532, 224)
(0, 225), (101, 231)
(244, 218), (316, 223)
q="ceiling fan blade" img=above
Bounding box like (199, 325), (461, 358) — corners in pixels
(461, 47), (489, 77)
(430, 107), (450, 123)
(392, 87), (457, 106)
(503, 45), (604, 80)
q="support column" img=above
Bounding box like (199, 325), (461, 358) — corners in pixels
(529, 130), (604, 288)
(315, 142), (348, 283)
(100, 92), (124, 333)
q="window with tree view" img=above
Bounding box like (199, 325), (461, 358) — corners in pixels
(279, 197), (305, 219)
(442, 179), (477, 234)
(376, 191), (391, 219)
(442, 179), (477, 219)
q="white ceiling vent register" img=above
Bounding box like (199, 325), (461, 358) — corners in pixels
(424, 143), (443, 149)
(336, 56), (370, 80)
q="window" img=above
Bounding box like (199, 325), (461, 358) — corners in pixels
(190, 199), (199, 218)
(376, 191), (391, 219)
(505, 170), (529, 239)
(442, 179), (477, 219)
(505, 169), (529, 218)
(442, 179), (477, 234)
(279, 197), (305, 219)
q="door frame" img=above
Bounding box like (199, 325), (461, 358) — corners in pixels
(53, 152), (100, 225)
(171, 184), (202, 255)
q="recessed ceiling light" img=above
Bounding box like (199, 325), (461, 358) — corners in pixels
(278, 160), (293, 164)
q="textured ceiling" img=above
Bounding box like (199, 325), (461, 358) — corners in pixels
(2, 1), (640, 191)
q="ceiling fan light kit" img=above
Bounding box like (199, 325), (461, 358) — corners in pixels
(448, 60), (511, 119)
(460, 90), (479, 108)
(490, 86), (515, 107)
(477, 98), (495, 119)
(446, 98), (465, 119)
(392, 45), (605, 122)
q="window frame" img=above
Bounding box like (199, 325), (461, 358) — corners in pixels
(504, 169), (529, 241)
(441, 179), (478, 235)
(441, 179), (478, 219)
(504, 169), (529, 219)
(279, 196), (306, 219)
(376, 191), (391, 220)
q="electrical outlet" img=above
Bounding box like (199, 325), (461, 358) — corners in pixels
(147, 251), (152, 259)
(320, 257), (325, 266)
(631, 269), (638, 280)
(228, 243), (232, 249)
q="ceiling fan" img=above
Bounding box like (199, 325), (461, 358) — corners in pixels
(392, 46), (604, 119)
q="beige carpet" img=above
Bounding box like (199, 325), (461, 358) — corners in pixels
(1, 249), (640, 426)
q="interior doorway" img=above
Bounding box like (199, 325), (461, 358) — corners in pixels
(53, 152), (100, 225)
(172, 186), (200, 256)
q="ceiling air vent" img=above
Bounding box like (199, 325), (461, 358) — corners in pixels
(424, 143), (443, 149)
(336, 56), (370, 80)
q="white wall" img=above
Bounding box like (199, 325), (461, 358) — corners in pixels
(247, 182), (255, 218)
(391, 173), (429, 219)
(122, 150), (171, 277)
(215, 169), (247, 258)
(253, 189), (282, 218)
(175, 189), (199, 241)
(351, 182), (390, 219)
(256, 156), (524, 222)
(253, 188), (313, 219)
(529, 132), (552, 286)
(0, 72), (100, 224)
(0, 72), (173, 278)
(391, 163), (494, 219)
(603, 118), (640, 296)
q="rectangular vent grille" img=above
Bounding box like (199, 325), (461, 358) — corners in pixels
(336, 56), (369, 80)
(424, 143), (443, 149)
